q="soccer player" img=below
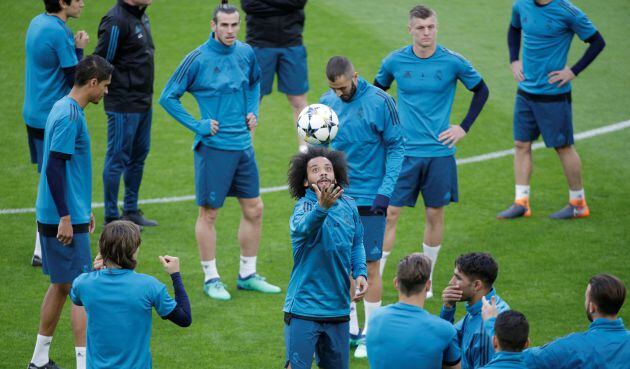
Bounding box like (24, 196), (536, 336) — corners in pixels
(440, 252), (510, 369)
(479, 311), (529, 369)
(498, 0), (606, 219)
(241, 0), (309, 151)
(23, 0), (89, 266)
(29, 55), (113, 369)
(71, 221), (191, 369)
(320, 56), (404, 358)
(284, 147), (368, 369)
(367, 253), (461, 369)
(523, 274), (629, 369)
(94, 0), (158, 227)
(375, 5), (489, 294)
(160, 2), (280, 300)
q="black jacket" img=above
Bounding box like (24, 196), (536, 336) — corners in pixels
(94, 0), (154, 112)
(241, 0), (307, 48)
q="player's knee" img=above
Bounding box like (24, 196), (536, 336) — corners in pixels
(514, 140), (532, 153)
(243, 199), (264, 222)
(367, 261), (381, 278)
(287, 94), (307, 109)
(53, 283), (72, 296)
(198, 207), (218, 224)
(386, 206), (401, 222)
(554, 144), (573, 154)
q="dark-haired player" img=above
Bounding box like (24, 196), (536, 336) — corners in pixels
(523, 274), (629, 369)
(29, 55), (113, 369)
(160, 2), (280, 300)
(376, 5), (489, 295)
(24, 0), (89, 266)
(284, 147), (368, 369)
(498, 0), (605, 219)
(479, 310), (529, 369)
(367, 253), (461, 369)
(440, 252), (510, 369)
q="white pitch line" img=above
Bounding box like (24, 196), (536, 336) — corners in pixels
(2, 120), (629, 216)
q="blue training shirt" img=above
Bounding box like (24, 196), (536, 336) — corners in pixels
(375, 45), (482, 158)
(23, 14), (78, 129)
(70, 268), (177, 369)
(160, 33), (261, 151)
(320, 77), (404, 206)
(36, 96), (91, 225)
(522, 318), (629, 369)
(479, 351), (527, 369)
(284, 190), (367, 318)
(367, 302), (461, 369)
(440, 289), (510, 369)
(511, 0), (597, 95)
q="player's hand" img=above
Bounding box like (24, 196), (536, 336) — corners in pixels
(57, 215), (73, 246)
(438, 125), (466, 148)
(200, 119), (219, 136)
(353, 276), (369, 302)
(159, 255), (180, 275)
(93, 253), (104, 270)
(75, 30), (89, 49)
(246, 113), (258, 131)
(510, 60), (524, 82)
(548, 66), (575, 88)
(370, 194), (389, 215)
(442, 284), (463, 308)
(312, 183), (343, 209)
(89, 213), (95, 234)
(482, 296), (499, 321)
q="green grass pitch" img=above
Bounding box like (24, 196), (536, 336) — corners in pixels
(1, 0), (629, 368)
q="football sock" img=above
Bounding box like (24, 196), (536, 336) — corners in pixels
(239, 255), (257, 279)
(362, 300), (382, 335)
(349, 302), (360, 336)
(34, 228), (41, 257)
(201, 259), (219, 282)
(31, 334), (52, 366)
(75, 347), (86, 369)
(379, 251), (391, 276)
(570, 189), (585, 203)
(515, 185), (530, 201)
(423, 243), (441, 287)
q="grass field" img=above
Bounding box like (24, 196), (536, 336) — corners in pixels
(1, 0), (629, 368)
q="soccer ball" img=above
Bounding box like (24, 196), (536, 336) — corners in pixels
(296, 104), (339, 145)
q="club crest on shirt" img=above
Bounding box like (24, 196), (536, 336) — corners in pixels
(403, 71), (412, 78)
(135, 25), (143, 39)
(435, 70), (443, 81)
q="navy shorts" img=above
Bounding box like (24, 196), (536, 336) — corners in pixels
(253, 45), (309, 96)
(38, 223), (92, 284)
(284, 315), (349, 369)
(390, 156), (458, 208)
(358, 207), (386, 262)
(514, 90), (574, 148)
(26, 126), (45, 173)
(194, 144), (260, 208)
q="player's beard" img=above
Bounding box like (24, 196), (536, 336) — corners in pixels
(340, 81), (357, 102)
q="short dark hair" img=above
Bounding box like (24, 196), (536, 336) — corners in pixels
(494, 310), (529, 352)
(326, 56), (355, 82)
(287, 146), (349, 199)
(455, 252), (498, 287)
(75, 54), (114, 86)
(588, 274), (626, 315)
(213, 1), (239, 23)
(409, 5), (436, 20)
(397, 253), (432, 296)
(44, 0), (72, 13)
(99, 220), (142, 270)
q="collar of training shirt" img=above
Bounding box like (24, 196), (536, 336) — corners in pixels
(466, 288), (497, 315)
(207, 32), (236, 55)
(118, 0), (147, 18)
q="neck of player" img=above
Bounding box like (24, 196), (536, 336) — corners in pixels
(398, 292), (426, 309)
(413, 42), (437, 59)
(69, 87), (90, 109)
(48, 11), (68, 22)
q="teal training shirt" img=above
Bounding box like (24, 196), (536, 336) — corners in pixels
(375, 45), (482, 158)
(70, 269), (177, 369)
(23, 14), (78, 129)
(523, 318), (629, 369)
(511, 0), (597, 95)
(36, 96), (91, 225)
(320, 77), (404, 206)
(440, 289), (510, 369)
(367, 302), (461, 369)
(160, 33), (261, 151)
(479, 351), (527, 369)
(284, 190), (367, 318)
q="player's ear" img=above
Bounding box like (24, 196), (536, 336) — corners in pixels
(393, 277), (399, 290)
(492, 335), (499, 351)
(425, 279), (432, 293)
(524, 338), (530, 349)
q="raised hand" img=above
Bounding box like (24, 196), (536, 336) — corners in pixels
(442, 284), (463, 308)
(482, 295), (499, 321)
(75, 30), (89, 49)
(159, 255), (180, 275)
(312, 183), (343, 209)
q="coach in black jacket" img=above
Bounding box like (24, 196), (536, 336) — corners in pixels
(241, 0), (309, 151)
(94, 0), (157, 227)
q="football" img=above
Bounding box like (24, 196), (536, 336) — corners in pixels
(296, 103), (339, 145)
